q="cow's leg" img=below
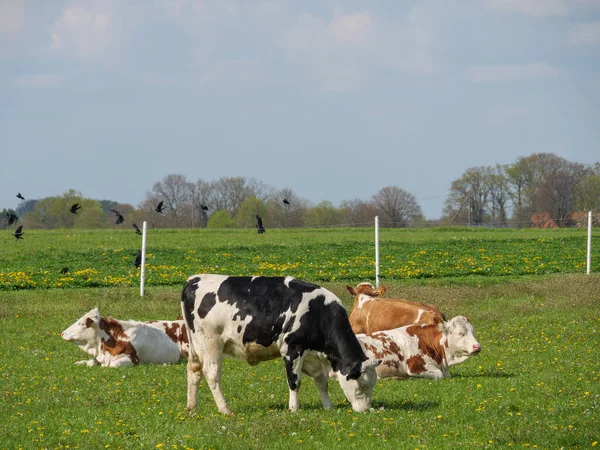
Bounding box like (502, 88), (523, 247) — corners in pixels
(301, 357), (332, 409)
(109, 356), (134, 368)
(75, 358), (99, 367)
(186, 351), (203, 412)
(201, 338), (231, 414)
(284, 353), (305, 412)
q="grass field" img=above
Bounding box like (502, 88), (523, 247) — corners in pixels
(1, 228), (599, 449)
(1, 227), (598, 289)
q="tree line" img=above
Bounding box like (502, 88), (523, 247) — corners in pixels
(2, 153), (598, 230)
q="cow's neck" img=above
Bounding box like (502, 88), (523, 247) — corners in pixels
(323, 306), (367, 373)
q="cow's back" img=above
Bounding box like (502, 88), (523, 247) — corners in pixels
(351, 298), (444, 335)
(125, 322), (181, 364)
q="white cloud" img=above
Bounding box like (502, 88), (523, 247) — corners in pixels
(484, 0), (569, 16)
(570, 21), (600, 44)
(466, 63), (560, 82)
(0, 0), (24, 32)
(51, 1), (116, 59)
(284, 6), (438, 91)
(8, 74), (61, 88)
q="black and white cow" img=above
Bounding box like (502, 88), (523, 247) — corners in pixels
(181, 275), (380, 414)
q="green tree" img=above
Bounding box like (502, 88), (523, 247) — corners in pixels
(575, 175), (600, 212)
(234, 196), (268, 228)
(207, 210), (235, 228)
(304, 201), (341, 227)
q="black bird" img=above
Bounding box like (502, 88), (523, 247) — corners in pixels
(60, 267), (69, 274)
(110, 209), (124, 225)
(256, 214), (265, 234)
(134, 250), (142, 268)
(7, 212), (18, 226)
(69, 203), (81, 214)
(16, 193), (25, 201)
(155, 201), (165, 214)
(200, 204), (209, 212)
(133, 223), (142, 235)
(282, 198), (290, 206)
(13, 225), (24, 240)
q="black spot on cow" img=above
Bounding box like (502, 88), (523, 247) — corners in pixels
(237, 325), (242, 334)
(181, 277), (201, 332)
(198, 292), (216, 319)
(215, 277), (319, 347)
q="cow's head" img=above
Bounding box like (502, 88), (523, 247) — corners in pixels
(335, 358), (380, 412)
(445, 316), (481, 366)
(61, 308), (101, 345)
(346, 283), (386, 298)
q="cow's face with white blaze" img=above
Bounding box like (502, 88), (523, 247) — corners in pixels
(445, 316), (481, 366)
(61, 308), (102, 354)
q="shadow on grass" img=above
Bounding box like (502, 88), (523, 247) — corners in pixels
(452, 370), (516, 379)
(374, 399), (440, 411)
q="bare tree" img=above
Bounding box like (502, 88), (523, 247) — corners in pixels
(339, 199), (377, 226)
(267, 187), (308, 228)
(443, 167), (493, 226)
(371, 186), (423, 228)
(208, 177), (273, 216)
(488, 164), (511, 226)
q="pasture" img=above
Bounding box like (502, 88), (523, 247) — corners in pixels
(1, 228), (599, 449)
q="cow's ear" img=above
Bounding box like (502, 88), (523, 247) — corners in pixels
(346, 286), (356, 296)
(375, 287), (386, 296)
(361, 358), (381, 373)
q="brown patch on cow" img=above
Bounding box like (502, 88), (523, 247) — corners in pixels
(163, 322), (180, 342)
(406, 324), (445, 365)
(177, 315), (183, 320)
(383, 359), (400, 370)
(365, 333), (405, 362)
(97, 318), (139, 365)
(407, 355), (426, 374)
(99, 318), (128, 340)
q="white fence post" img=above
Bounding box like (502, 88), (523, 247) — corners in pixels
(140, 221), (147, 296)
(375, 216), (380, 288)
(587, 211), (592, 275)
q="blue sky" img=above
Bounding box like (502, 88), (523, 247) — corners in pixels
(1, 0), (599, 219)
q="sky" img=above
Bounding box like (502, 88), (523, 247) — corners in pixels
(1, 0), (599, 220)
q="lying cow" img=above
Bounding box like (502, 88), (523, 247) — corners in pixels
(146, 319), (189, 359)
(347, 282), (446, 334)
(358, 316), (481, 379)
(181, 274), (380, 414)
(61, 308), (181, 367)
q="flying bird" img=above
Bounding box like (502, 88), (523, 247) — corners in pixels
(282, 198), (290, 206)
(69, 203), (81, 214)
(13, 225), (24, 240)
(256, 215), (265, 234)
(155, 201), (165, 214)
(7, 212), (18, 226)
(16, 193), (25, 201)
(60, 267), (69, 274)
(134, 250), (142, 268)
(133, 223), (142, 235)
(110, 209), (124, 225)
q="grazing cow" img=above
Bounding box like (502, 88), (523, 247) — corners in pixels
(347, 283), (446, 334)
(146, 319), (189, 359)
(181, 275), (380, 414)
(357, 316), (481, 380)
(61, 308), (181, 368)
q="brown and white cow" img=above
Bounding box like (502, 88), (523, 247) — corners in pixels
(346, 282), (446, 334)
(357, 316), (481, 380)
(146, 319), (189, 359)
(61, 308), (181, 368)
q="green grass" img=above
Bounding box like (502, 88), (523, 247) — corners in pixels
(1, 227), (599, 289)
(1, 274), (599, 449)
